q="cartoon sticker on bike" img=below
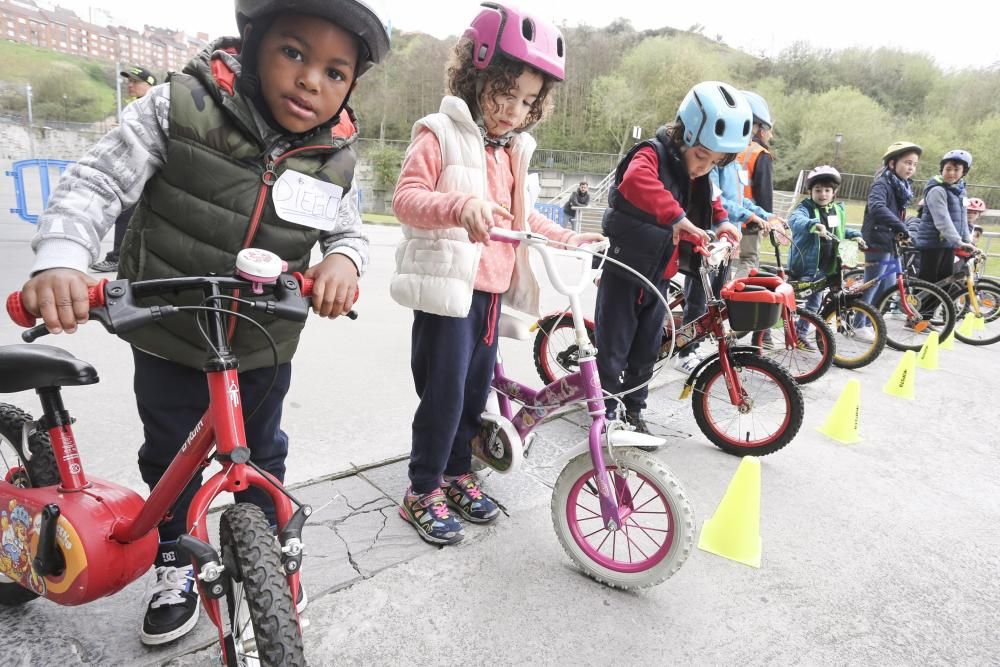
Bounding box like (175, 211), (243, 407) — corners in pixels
(0, 500), (46, 595)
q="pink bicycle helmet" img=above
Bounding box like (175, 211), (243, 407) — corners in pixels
(967, 197), (986, 212)
(463, 2), (566, 81)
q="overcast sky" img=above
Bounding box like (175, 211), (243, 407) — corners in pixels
(41, 0), (1000, 71)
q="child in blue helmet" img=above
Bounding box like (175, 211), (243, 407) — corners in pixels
(914, 150), (977, 285)
(595, 81), (749, 401)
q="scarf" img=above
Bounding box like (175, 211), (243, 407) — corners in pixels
(881, 167), (914, 210)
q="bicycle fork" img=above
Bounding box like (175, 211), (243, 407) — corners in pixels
(580, 358), (626, 532)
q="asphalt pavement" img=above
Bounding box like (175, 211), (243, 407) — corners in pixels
(0, 203), (998, 666)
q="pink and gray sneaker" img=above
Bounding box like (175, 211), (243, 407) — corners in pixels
(399, 487), (465, 545)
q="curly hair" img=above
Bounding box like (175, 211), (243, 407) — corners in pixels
(445, 37), (556, 130)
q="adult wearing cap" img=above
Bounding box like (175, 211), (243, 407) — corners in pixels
(89, 65), (159, 272)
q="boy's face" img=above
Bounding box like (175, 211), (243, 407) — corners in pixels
(256, 14), (358, 134)
(480, 69), (543, 137)
(891, 152), (919, 180)
(941, 161), (965, 184)
(683, 145), (725, 178)
(811, 184), (836, 206)
(968, 210), (982, 224)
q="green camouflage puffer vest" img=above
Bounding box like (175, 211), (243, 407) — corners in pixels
(119, 45), (357, 370)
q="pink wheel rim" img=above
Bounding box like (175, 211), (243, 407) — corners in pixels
(565, 467), (675, 573)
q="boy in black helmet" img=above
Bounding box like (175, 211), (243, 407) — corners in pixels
(20, 0), (389, 646)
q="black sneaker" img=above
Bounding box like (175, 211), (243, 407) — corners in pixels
(624, 411), (651, 435)
(140, 565), (200, 646)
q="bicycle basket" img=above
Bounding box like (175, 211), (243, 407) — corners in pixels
(721, 275), (796, 331)
(838, 239), (860, 269)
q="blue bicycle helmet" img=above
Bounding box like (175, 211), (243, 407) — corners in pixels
(740, 90), (772, 128)
(676, 81), (753, 154)
(940, 149), (972, 172)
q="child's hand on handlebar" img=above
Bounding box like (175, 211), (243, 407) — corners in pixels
(813, 223), (828, 234)
(19, 268), (98, 334)
(713, 221), (742, 244)
(303, 254), (358, 319)
(572, 232), (606, 247)
(460, 198), (513, 244)
(673, 217), (711, 245)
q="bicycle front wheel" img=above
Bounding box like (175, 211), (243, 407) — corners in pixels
(691, 354), (804, 457)
(822, 300), (887, 369)
(876, 278), (956, 351)
(551, 448), (694, 590)
(953, 277), (1000, 346)
(220, 503), (305, 666)
(751, 308), (835, 384)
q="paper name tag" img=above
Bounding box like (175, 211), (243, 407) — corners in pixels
(738, 168), (750, 186)
(272, 169), (343, 231)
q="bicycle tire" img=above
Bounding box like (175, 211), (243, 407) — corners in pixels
(691, 353), (804, 457)
(875, 278), (956, 351)
(751, 308), (835, 384)
(219, 503), (305, 666)
(953, 277), (1000, 346)
(821, 300), (887, 369)
(551, 448), (694, 590)
(532, 314), (595, 385)
(0, 404), (61, 606)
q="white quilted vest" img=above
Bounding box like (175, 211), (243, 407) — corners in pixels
(389, 96), (541, 317)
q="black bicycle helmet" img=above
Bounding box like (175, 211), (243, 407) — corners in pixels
(235, 0), (390, 78)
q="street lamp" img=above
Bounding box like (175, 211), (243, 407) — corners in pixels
(833, 132), (844, 169)
(62, 94), (69, 121)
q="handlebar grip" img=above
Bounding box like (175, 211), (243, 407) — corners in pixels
(6, 280), (106, 328)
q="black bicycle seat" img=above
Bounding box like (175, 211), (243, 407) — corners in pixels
(0, 344), (98, 393)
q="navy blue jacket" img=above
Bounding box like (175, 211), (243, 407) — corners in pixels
(861, 170), (911, 252)
(915, 177), (969, 249)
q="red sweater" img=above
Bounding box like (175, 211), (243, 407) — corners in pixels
(618, 146), (727, 227)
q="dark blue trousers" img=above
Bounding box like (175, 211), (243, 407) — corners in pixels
(133, 348), (291, 551)
(595, 271), (668, 417)
(409, 291), (500, 494)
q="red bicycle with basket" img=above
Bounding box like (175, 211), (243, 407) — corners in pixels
(0, 249), (337, 665)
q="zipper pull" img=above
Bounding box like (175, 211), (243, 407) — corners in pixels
(262, 157), (277, 186)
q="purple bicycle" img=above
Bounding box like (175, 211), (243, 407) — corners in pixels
(472, 229), (693, 589)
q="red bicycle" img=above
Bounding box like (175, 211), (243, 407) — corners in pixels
(0, 250), (335, 665)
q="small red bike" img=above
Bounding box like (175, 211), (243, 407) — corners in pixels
(0, 249), (334, 665)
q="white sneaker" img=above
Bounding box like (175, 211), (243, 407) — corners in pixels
(673, 354), (701, 373)
(852, 326), (876, 343)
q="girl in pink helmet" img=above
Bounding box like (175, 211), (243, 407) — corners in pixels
(390, 2), (603, 545)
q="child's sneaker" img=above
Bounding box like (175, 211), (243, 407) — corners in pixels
(795, 338), (818, 352)
(673, 353), (701, 374)
(853, 326), (876, 342)
(399, 487), (464, 545)
(442, 473), (500, 524)
(140, 564), (200, 646)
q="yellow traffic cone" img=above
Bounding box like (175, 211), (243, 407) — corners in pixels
(698, 457), (761, 568)
(883, 350), (916, 400)
(959, 313), (976, 337)
(917, 332), (940, 370)
(940, 330), (955, 350)
(817, 379), (861, 444)
(972, 314), (986, 331)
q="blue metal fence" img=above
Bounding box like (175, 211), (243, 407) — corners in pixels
(6, 159), (74, 224)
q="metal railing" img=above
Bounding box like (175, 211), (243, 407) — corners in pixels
(796, 171), (1000, 209)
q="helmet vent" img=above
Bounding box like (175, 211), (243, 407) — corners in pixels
(521, 18), (535, 41)
(477, 43), (489, 62)
(556, 36), (564, 57)
(719, 86), (737, 107)
(742, 120), (751, 136)
(715, 119), (726, 137)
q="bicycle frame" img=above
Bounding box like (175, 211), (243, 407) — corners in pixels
(857, 252), (924, 320)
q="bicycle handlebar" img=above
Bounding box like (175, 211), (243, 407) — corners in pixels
(6, 271), (353, 343)
(487, 227), (608, 297)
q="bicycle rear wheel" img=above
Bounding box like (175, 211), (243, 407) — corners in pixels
(751, 308), (834, 384)
(0, 404), (60, 606)
(219, 503), (305, 666)
(821, 300), (887, 369)
(875, 278), (956, 351)
(551, 448), (694, 589)
(691, 353), (804, 457)
(533, 314), (594, 385)
(953, 277), (1000, 346)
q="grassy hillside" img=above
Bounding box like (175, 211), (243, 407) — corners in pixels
(0, 41), (117, 122)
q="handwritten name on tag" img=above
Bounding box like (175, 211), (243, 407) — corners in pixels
(272, 169), (344, 231)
